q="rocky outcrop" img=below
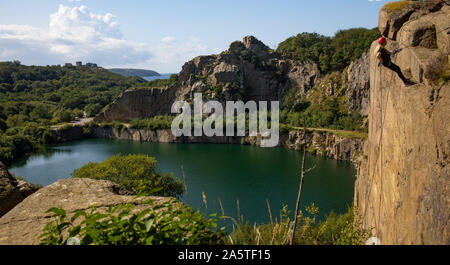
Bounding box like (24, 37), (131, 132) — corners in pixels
(306, 50), (371, 116)
(0, 178), (172, 245)
(93, 126), (242, 145)
(284, 130), (365, 163)
(0, 162), (38, 217)
(95, 35), (371, 124)
(355, 3), (449, 244)
(379, 0), (445, 40)
(95, 36), (322, 123)
(346, 51), (371, 116)
(94, 87), (176, 123)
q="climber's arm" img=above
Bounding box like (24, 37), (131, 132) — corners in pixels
(376, 51), (382, 60)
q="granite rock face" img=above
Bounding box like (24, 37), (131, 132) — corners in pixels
(355, 3), (449, 244)
(0, 178), (171, 245)
(378, 0), (444, 40)
(285, 130), (365, 163)
(0, 162), (38, 217)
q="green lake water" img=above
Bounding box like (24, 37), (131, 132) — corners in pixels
(9, 138), (356, 225)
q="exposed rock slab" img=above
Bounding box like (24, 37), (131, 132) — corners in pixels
(0, 178), (171, 245)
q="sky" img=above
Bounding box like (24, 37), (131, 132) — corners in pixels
(0, 0), (386, 73)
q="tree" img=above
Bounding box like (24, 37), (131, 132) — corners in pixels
(53, 110), (74, 123)
(72, 154), (184, 198)
(84, 103), (102, 117)
(0, 119), (6, 132)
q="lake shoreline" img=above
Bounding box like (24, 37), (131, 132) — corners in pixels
(49, 124), (365, 166)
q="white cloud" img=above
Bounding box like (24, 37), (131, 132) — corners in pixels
(0, 4), (217, 72)
(161, 36), (176, 44)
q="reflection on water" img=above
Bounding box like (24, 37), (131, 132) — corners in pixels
(9, 138), (356, 226)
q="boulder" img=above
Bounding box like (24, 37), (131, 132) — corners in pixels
(378, 0), (444, 40)
(0, 178), (172, 245)
(0, 162), (38, 217)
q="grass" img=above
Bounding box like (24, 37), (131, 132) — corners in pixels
(224, 200), (370, 245)
(290, 126), (368, 139)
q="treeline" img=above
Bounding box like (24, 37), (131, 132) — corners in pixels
(277, 28), (379, 73)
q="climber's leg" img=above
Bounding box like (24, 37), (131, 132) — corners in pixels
(383, 61), (410, 84)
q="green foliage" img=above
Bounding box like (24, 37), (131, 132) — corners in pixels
(294, 205), (370, 245)
(129, 116), (174, 130)
(227, 204), (370, 245)
(277, 32), (332, 72)
(72, 154), (184, 198)
(98, 121), (125, 131)
(228, 204), (293, 245)
(39, 199), (226, 245)
(0, 61), (148, 165)
(0, 62), (146, 120)
(281, 96), (366, 131)
(277, 28), (380, 73)
(84, 103), (103, 117)
(0, 133), (35, 166)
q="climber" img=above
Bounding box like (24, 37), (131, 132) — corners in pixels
(376, 36), (415, 86)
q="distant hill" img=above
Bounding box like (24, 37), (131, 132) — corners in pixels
(108, 68), (160, 78)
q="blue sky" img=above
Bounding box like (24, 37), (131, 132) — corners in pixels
(0, 0), (386, 72)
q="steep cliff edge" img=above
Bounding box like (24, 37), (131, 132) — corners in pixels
(355, 3), (449, 244)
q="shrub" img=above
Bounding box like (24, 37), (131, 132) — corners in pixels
(39, 199), (226, 245)
(294, 205), (370, 245)
(72, 154), (184, 198)
(129, 116), (174, 130)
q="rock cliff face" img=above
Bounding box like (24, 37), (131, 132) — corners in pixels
(0, 162), (38, 217)
(94, 87), (176, 123)
(354, 3), (449, 244)
(93, 126), (364, 163)
(0, 178), (171, 245)
(285, 131), (365, 163)
(307, 50), (371, 116)
(95, 35), (370, 123)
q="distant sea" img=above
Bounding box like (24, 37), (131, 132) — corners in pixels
(143, 73), (174, 81)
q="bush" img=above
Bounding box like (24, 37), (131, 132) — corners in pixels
(129, 116), (174, 130)
(0, 119), (6, 132)
(52, 109), (75, 124)
(282, 95), (365, 131)
(294, 205), (370, 245)
(72, 154), (184, 198)
(39, 199), (226, 245)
